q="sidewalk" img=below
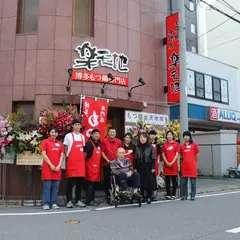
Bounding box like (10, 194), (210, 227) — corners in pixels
(1, 178), (240, 207)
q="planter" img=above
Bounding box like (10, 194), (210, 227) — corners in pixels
(17, 151), (42, 166)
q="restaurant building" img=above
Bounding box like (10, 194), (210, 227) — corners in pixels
(0, 0), (169, 201)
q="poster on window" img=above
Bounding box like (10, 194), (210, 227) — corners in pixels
(166, 13), (180, 103)
(221, 80), (228, 103)
(205, 75), (213, 100)
(187, 69), (195, 96)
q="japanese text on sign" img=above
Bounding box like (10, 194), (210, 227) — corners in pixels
(125, 111), (168, 126)
(166, 13), (180, 103)
(72, 42), (129, 73)
(72, 71), (129, 87)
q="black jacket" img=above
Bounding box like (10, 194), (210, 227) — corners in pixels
(134, 144), (156, 169)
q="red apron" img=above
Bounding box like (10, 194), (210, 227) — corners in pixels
(153, 144), (159, 176)
(85, 141), (101, 182)
(124, 149), (134, 166)
(66, 133), (85, 178)
(41, 139), (63, 180)
(181, 143), (198, 178)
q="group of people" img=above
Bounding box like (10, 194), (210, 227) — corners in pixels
(40, 118), (200, 210)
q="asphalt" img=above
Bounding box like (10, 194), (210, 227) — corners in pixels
(0, 191), (240, 240)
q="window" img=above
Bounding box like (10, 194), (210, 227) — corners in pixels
(16, 0), (39, 34)
(73, 0), (94, 36)
(12, 101), (34, 121)
(191, 45), (197, 53)
(190, 23), (196, 34)
(221, 80), (229, 103)
(187, 69), (229, 104)
(195, 72), (205, 98)
(189, 1), (195, 11)
(213, 77), (221, 102)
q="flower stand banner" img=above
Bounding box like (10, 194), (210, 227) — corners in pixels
(81, 96), (109, 141)
(16, 151), (42, 165)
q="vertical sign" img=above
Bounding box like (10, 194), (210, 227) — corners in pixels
(166, 13), (180, 103)
(81, 97), (109, 141)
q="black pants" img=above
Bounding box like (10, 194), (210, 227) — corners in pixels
(165, 175), (178, 197)
(66, 177), (84, 203)
(115, 172), (141, 190)
(86, 181), (95, 204)
(103, 166), (111, 198)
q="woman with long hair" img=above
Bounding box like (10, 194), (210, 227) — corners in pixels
(162, 130), (180, 200)
(181, 131), (200, 201)
(134, 133), (156, 204)
(123, 133), (135, 165)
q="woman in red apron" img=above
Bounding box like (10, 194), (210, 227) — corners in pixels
(149, 130), (161, 200)
(41, 127), (64, 210)
(84, 129), (101, 206)
(63, 119), (86, 208)
(123, 133), (135, 165)
(162, 130), (180, 200)
(181, 131), (200, 201)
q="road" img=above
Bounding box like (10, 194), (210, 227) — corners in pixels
(1, 191), (240, 240)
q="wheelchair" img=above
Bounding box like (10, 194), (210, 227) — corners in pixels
(109, 173), (142, 208)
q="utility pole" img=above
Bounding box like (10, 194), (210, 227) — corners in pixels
(179, 0), (188, 198)
(179, 0), (188, 142)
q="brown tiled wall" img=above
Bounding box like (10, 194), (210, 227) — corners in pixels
(0, 0), (168, 115)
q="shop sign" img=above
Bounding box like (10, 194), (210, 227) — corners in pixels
(166, 13), (180, 103)
(125, 110), (168, 126)
(210, 107), (240, 123)
(72, 41), (129, 73)
(72, 71), (129, 87)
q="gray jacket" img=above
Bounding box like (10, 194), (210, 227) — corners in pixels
(134, 144), (156, 169)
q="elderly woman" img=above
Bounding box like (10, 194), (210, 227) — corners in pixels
(134, 133), (156, 204)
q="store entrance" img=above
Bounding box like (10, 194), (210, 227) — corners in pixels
(106, 107), (125, 139)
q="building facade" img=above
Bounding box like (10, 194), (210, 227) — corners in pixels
(0, 0), (169, 137)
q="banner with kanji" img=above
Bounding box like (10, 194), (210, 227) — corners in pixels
(81, 97), (109, 141)
(166, 13), (180, 103)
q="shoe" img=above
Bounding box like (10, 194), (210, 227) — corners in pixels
(76, 200), (86, 208)
(43, 205), (50, 210)
(190, 197), (195, 201)
(66, 201), (74, 208)
(51, 204), (60, 209)
(147, 198), (151, 204)
(165, 196), (171, 200)
(171, 196), (176, 200)
(133, 188), (141, 198)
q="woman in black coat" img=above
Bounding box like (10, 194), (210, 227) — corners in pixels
(134, 133), (156, 204)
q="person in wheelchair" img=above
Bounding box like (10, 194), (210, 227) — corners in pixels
(110, 148), (141, 196)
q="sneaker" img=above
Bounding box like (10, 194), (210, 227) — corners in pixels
(51, 204), (59, 209)
(171, 196), (176, 200)
(66, 201), (74, 208)
(76, 200), (86, 208)
(165, 196), (171, 200)
(43, 205), (50, 210)
(190, 197), (195, 201)
(147, 198), (151, 204)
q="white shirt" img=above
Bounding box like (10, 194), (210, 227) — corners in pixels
(63, 132), (85, 157)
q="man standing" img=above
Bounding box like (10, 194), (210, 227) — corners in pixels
(101, 128), (122, 203)
(64, 118), (86, 208)
(84, 129), (101, 206)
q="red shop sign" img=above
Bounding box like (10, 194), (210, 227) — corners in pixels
(72, 70), (129, 87)
(166, 13), (180, 103)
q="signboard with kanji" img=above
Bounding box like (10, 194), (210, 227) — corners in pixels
(166, 13), (180, 103)
(72, 42), (129, 73)
(72, 71), (129, 87)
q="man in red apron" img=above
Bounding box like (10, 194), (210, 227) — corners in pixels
(84, 129), (101, 206)
(63, 119), (86, 208)
(181, 131), (200, 201)
(149, 130), (161, 201)
(41, 127), (64, 210)
(102, 127), (122, 203)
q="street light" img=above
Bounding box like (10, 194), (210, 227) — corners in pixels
(128, 78), (146, 98)
(66, 68), (73, 92)
(100, 73), (115, 96)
